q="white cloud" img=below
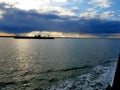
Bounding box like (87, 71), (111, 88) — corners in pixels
(80, 11), (97, 19)
(56, 8), (76, 16)
(52, 0), (68, 3)
(0, 10), (6, 19)
(87, 8), (95, 11)
(0, 0), (68, 10)
(0, 0), (17, 5)
(73, 0), (83, 3)
(13, 0), (51, 10)
(100, 11), (115, 19)
(0, 0), (76, 17)
(37, 6), (76, 16)
(89, 0), (112, 8)
(80, 11), (115, 20)
(72, 7), (79, 10)
(0, 0), (115, 19)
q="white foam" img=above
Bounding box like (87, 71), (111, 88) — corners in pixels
(49, 59), (117, 90)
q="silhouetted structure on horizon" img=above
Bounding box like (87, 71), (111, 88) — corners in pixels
(13, 35), (55, 39)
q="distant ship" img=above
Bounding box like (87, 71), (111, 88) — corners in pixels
(13, 35), (55, 39)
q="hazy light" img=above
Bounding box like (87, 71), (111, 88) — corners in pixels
(20, 31), (100, 38)
(107, 33), (120, 38)
(0, 32), (15, 36)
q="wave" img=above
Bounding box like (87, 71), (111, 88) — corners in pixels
(21, 65), (92, 77)
(47, 59), (117, 90)
(0, 59), (117, 90)
(45, 65), (92, 73)
(0, 81), (16, 89)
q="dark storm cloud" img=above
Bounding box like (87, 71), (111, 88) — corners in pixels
(0, 4), (120, 35)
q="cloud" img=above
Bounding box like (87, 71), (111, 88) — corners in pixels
(0, 10), (5, 19)
(54, 7), (76, 16)
(100, 11), (115, 19)
(87, 8), (95, 11)
(80, 11), (97, 19)
(0, 0), (116, 20)
(89, 0), (112, 8)
(80, 11), (115, 20)
(38, 6), (76, 16)
(0, 3), (120, 36)
(52, 0), (68, 3)
(0, 0), (75, 17)
(72, 0), (83, 3)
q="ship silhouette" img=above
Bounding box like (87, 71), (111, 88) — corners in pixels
(13, 35), (55, 39)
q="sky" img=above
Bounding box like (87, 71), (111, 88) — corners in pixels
(0, 0), (120, 38)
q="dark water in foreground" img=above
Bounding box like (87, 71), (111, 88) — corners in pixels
(0, 38), (120, 90)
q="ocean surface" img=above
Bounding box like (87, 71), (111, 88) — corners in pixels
(0, 38), (120, 90)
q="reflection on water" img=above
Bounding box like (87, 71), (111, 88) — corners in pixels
(0, 38), (120, 89)
(14, 39), (32, 70)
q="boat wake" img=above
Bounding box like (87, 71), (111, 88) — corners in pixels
(0, 59), (117, 90)
(48, 59), (117, 90)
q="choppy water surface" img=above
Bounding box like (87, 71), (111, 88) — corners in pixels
(0, 38), (120, 90)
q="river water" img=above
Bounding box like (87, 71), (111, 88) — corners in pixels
(0, 38), (120, 90)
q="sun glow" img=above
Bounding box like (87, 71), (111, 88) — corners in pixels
(20, 31), (100, 38)
(0, 32), (15, 36)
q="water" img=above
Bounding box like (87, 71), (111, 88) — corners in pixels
(0, 38), (120, 90)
